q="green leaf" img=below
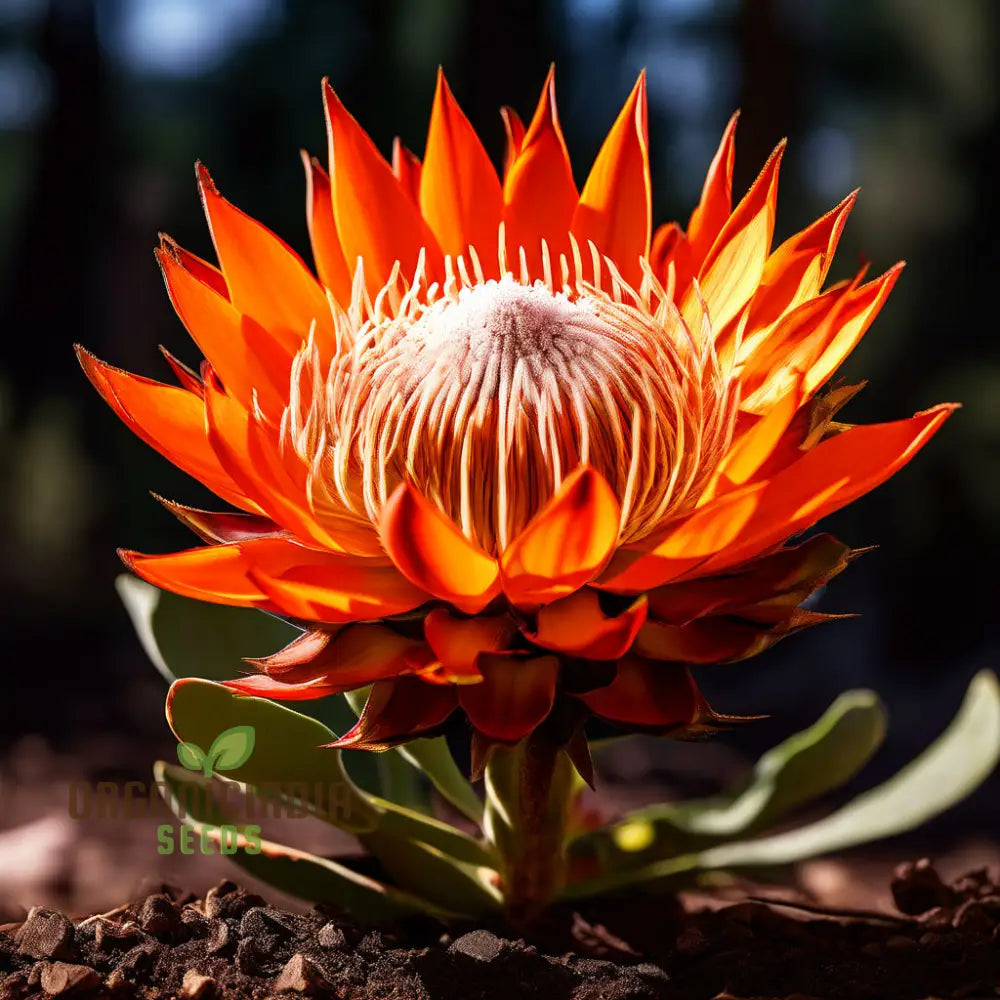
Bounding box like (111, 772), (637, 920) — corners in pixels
(154, 762), (455, 921)
(208, 725), (256, 771)
(167, 678), (380, 833)
(703, 670), (1000, 869)
(572, 688), (887, 871)
(563, 671), (1000, 899)
(396, 740), (484, 825)
(370, 799), (495, 869)
(118, 577), (473, 811)
(176, 742), (206, 772)
(116, 575), (298, 684)
(363, 824), (502, 916)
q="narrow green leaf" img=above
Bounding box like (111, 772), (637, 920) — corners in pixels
(362, 825), (502, 917)
(703, 670), (1000, 869)
(154, 762), (454, 921)
(572, 688), (887, 871)
(396, 740), (484, 825)
(167, 679), (381, 833)
(370, 799), (495, 868)
(209, 725), (257, 772)
(563, 671), (1000, 899)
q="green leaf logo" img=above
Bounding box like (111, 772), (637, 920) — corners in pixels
(176, 742), (206, 772)
(209, 725), (256, 771)
(176, 725), (255, 777)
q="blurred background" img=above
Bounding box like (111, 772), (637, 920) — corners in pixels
(0, 0), (997, 915)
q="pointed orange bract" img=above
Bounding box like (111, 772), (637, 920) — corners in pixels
(77, 348), (259, 513)
(500, 105), (526, 180)
(694, 140), (784, 334)
(686, 111), (739, 262)
(120, 543), (269, 606)
(744, 189), (857, 338)
(157, 245), (288, 418)
(327, 678), (457, 750)
(158, 234), (229, 299)
(156, 497), (281, 544)
(381, 482), (501, 614)
(742, 263), (903, 412)
(571, 72), (650, 287)
(226, 624), (431, 698)
(601, 405), (955, 592)
(459, 653), (559, 742)
(501, 467), (621, 607)
(423, 608), (518, 680)
(301, 152), (353, 306)
(420, 70), (503, 265)
(324, 81), (442, 294)
(527, 590), (648, 661)
(391, 138), (422, 204)
(503, 66), (577, 272)
(196, 164), (333, 355)
(580, 657), (704, 731)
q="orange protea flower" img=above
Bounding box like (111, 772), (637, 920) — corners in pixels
(79, 69), (953, 767)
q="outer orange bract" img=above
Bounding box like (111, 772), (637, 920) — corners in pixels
(80, 69), (954, 764)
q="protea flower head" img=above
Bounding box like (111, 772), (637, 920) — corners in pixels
(79, 69), (953, 773)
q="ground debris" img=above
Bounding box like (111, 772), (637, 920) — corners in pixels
(0, 865), (999, 998)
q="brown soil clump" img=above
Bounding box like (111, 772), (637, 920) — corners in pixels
(2, 861), (999, 999)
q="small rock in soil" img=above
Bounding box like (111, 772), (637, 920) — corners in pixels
(137, 895), (180, 938)
(38, 961), (100, 996)
(204, 921), (232, 957)
(316, 922), (346, 950)
(234, 937), (270, 977)
(179, 908), (211, 937)
(114, 941), (162, 981)
(180, 969), (218, 999)
(448, 929), (507, 963)
(272, 953), (325, 995)
(891, 857), (958, 914)
(14, 909), (75, 962)
(203, 881), (265, 921)
(93, 921), (147, 954)
(569, 957), (619, 979)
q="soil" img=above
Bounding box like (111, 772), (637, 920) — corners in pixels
(1, 860), (999, 999)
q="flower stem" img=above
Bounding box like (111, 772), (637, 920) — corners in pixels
(483, 733), (577, 925)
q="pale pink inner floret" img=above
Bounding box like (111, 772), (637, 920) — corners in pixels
(284, 248), (739, 555)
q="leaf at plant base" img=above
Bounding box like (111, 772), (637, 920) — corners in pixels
(574, 688), (887, 870)
(167, 678), (380, 833)
(345, 686), (483, 824)
(176, 742), (206, 772)
(362, 825), (502, 916)
(371, 799), (494, 868)
(154, 762), (453, 921)
(117, 575), (298, 683)
(170, 680), (494, 907)
(209, 725), (256, 771)
(563, 671), (1000, 899)
(354, 798), (500, 916)
(117, 575), (480, 816)
(396, 740), (484, 824)
(702, 670), (1000, 869)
